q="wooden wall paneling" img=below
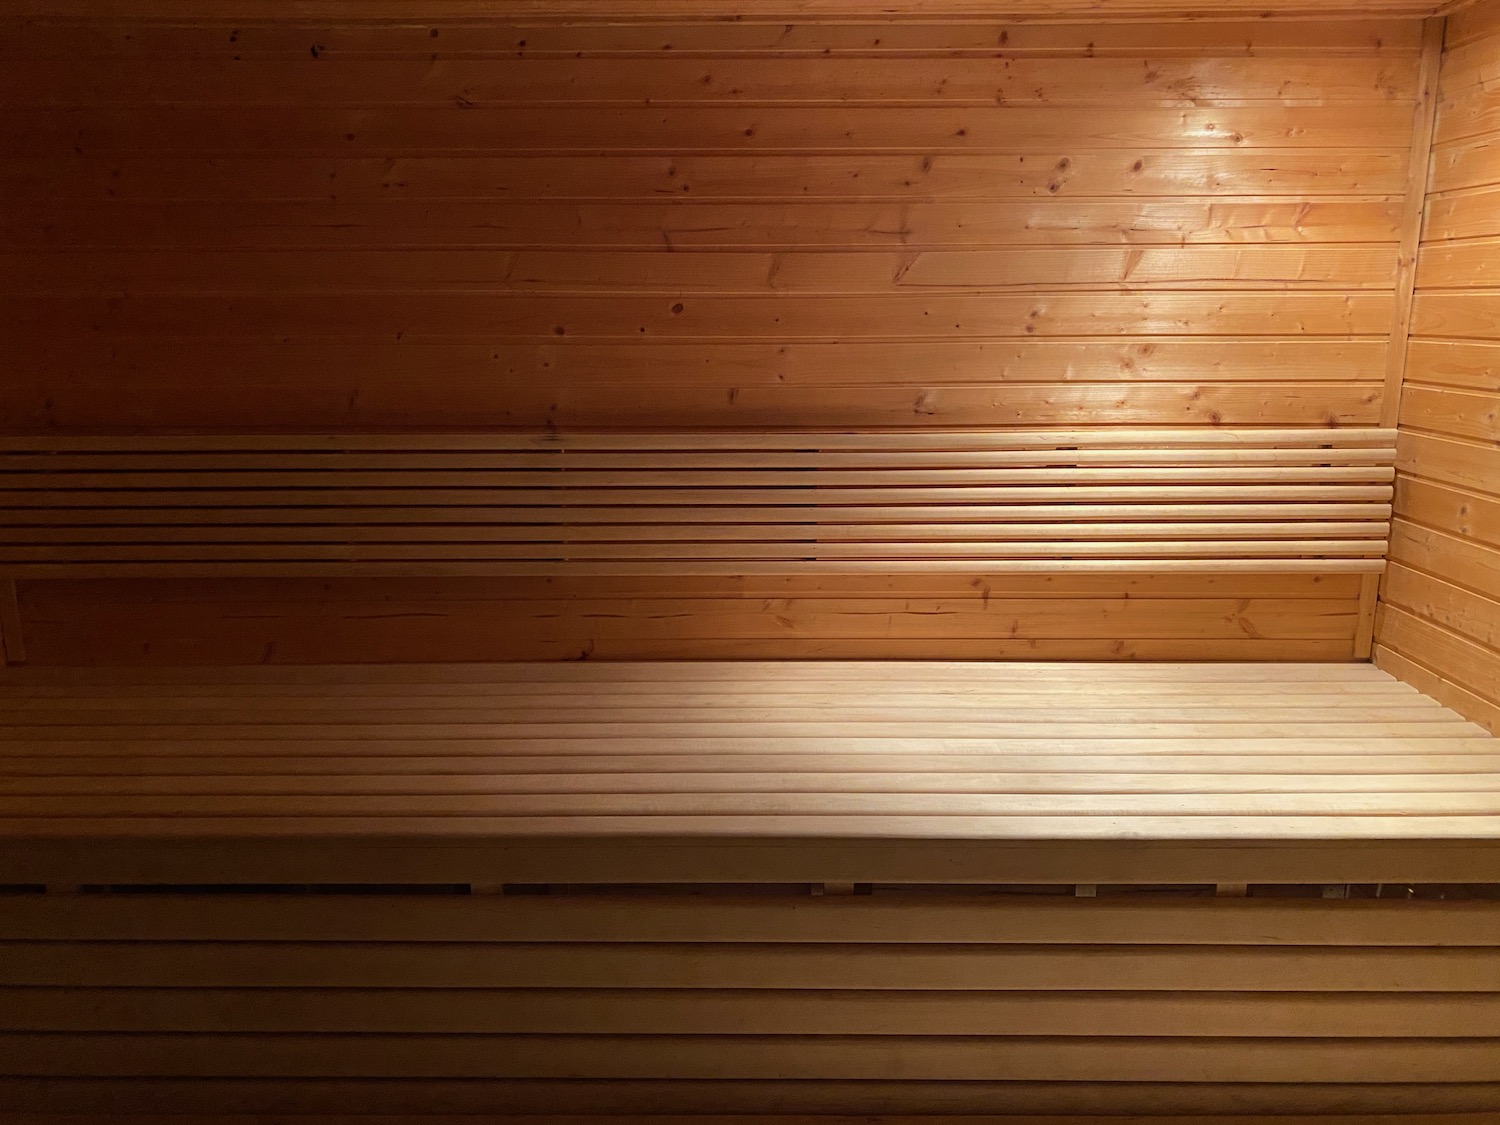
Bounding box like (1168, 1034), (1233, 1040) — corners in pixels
(0, 10), (1425, 663)
(0, 18), (1429, 59)
(0, 1), (1457, 22)
(1444, 0), (1500, 44)
(1372, 639), (1500, 730)
(0, 16), (1419, 433)
(10, 574), (1367, 665)
(1376, 0), (1500, 726)
(0, 56), (1429, 107)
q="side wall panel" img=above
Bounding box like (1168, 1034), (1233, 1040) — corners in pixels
(1377, 0), (1500, 729)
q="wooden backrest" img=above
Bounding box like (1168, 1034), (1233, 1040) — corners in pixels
(0, 428), (1396, 576)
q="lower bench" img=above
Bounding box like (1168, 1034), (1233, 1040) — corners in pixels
(2, 892), (1499, 1116)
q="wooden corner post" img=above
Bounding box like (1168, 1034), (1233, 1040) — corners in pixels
(1359, 16), (1446, 660)
(0, 580), (24, 665)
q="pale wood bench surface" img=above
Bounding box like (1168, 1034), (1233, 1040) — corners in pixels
(2, 660), (1498, 885)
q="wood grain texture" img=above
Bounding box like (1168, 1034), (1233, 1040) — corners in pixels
(1383, 19), (1447, 428)
(1364, 17), (1443, 653)
(0, 661), (1493, 877)
(0, 1), (1456, 20)
(0, 13), (1424, 662)
(0, 429), (1386, 657)
(0, 18), (1427, 58)
(1377, 0), (1500, 730)
(0, 429), (1396, 579)
(0, 429), (1392, 660)
(6, 573), (1362, 665)
(1, 892), (1497, 1114)
(0, 16), (1416, 435)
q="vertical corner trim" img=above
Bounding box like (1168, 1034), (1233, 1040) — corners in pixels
(0, 579), (25, 665)
(1354, 572), (1382, 661)
(1381, 15), (1447, 429)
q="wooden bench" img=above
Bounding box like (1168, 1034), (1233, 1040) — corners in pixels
(7, 434), (1487, 1119)
(3, 660), (1498, 887)
(3, 890), (1498, 1116)
(4, 662), (1498, 1117)
(0, 428), (1395, 576)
